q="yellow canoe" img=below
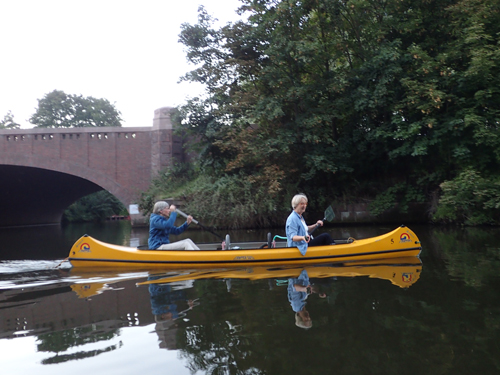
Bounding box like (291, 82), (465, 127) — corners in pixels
(67, 225), (421, 268)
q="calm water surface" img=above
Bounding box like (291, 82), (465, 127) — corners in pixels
(1, 221), (499, 375)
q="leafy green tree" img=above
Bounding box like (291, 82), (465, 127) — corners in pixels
(63, 190), (127, 223)
(434, 168), (500, 225)
(30, 89), (122, 128)
(171, 0), (500, 225)
(0, 110), (20, 129)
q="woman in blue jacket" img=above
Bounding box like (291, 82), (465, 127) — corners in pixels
(148, 201), (200, 250)
(285, 193), (334, 255)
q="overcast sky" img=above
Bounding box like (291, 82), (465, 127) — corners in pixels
(0, 0), (243, 128)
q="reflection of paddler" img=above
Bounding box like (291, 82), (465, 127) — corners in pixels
(148, 276), (198, 350)
(149, 283), (187, 320)
(288, 269), (326, 329)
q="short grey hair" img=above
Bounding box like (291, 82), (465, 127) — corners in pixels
(291, 194), (308, 209)
(153, 201), (169, 214)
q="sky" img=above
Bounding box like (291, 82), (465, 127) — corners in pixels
(0, 0), (244, 128)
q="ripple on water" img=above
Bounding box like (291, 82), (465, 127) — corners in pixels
(0, 260), (72, 290)
(0, 260), (70, 274)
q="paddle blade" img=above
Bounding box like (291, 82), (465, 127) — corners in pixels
(324, 206), (335, 221)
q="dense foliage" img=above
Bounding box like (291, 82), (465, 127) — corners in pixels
(63, 191), (127, 223)
(30, 89), (122, 128)
(142, 0), (500, 226)
(434, 169), (500, 225)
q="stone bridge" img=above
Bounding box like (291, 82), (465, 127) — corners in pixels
(0, 107), (186, 227)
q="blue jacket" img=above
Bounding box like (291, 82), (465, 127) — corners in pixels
(148, 281), (187, 318)
(148, 212), (189, 250)
(286, 210), (308, 255)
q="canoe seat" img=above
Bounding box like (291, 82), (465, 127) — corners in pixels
(259, 233), (280, 248)
(259, 234), (287, 248)
(222, 234), (231, 250)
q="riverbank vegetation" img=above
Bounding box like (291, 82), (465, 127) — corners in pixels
(63, 191), (128, 223)
(140, 0), (500, 227)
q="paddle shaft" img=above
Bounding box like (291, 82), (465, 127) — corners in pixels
(175, 208), (199, 224)
(309, 216), (326, 236)
(309, 206), (335, 235)
(175, 209), (223, 241)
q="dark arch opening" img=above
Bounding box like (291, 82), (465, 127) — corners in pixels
(0, 165), (103, 227)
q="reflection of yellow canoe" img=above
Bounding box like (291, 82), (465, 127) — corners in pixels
(71, 283), (110, 298)
(138, 257), (422, 289)
(70, 257), (422, 298)
(68, 226), (421, 269)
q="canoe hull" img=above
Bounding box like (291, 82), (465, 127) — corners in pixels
(67, 225), (422, 269)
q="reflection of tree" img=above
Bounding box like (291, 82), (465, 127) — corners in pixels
(176, 280), (272, 375)
(180, 322), (255, 375)
(175, 269), (500, 375)
(41, 343), (119, 365)
(36, 325), (120, 364)
(416, 228), (500, 372)
(432, 227), (500, 287)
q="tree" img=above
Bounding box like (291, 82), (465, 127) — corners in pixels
(63, 190), (127, 223)
(0, 110), (20, 129)
(29, 90), (122, 128)
(173, 0), (500, 223)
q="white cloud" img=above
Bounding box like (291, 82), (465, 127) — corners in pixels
(0, 0), (243, 128)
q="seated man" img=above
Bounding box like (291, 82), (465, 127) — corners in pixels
(148, 201), (200, 250)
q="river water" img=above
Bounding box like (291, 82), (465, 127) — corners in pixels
(0, 221), (499, 375)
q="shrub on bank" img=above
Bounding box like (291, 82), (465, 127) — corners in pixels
(433, 169), (500, 226)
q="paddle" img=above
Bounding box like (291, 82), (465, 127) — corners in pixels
(309, 205), (335, 236)
(175, 208), (224, 241)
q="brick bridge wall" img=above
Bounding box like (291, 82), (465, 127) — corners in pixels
(0, 107), (184, 227)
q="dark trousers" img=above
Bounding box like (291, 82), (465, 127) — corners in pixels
(309, 232), (334, 246)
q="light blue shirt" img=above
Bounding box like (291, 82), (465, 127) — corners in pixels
(286, 210), (308, 255)
(287, 270), (310, 312)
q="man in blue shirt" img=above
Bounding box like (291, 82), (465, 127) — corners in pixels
(148, 201), (200, 250)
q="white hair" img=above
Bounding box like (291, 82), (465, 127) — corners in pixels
(153, 201), (169, 214)
(291, 194), (308, 209)
(295, 312), (312, 329)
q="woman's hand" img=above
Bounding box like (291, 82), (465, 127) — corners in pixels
(316, 220), (324, 227)
(187, 215), (193, 224)
(169, 204), (177, 212)
(294, 284), (310, 292)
